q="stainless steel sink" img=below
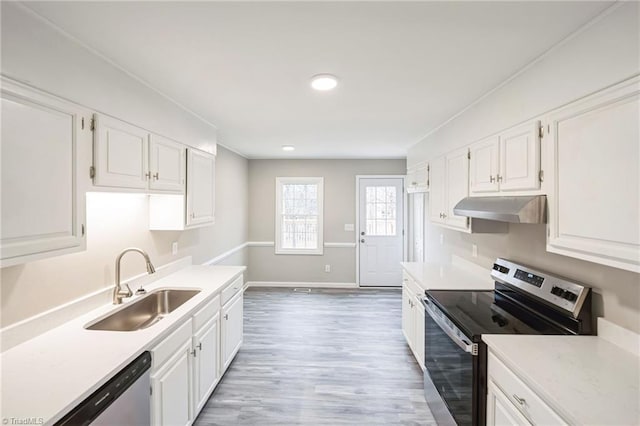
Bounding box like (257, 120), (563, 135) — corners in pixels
(85, 289), (201, 331)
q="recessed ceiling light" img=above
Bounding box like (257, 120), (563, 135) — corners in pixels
(282, 145), (295, 151)
(310, 74), (338, 91)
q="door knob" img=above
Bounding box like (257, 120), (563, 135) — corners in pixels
(360, 239), (365, 243)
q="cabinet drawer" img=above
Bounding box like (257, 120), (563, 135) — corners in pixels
(221, 275), (243, 305)
(488, 351), (566, 425)
(193, 295), (220, 332)
(402, 271), (423, 297)
(152, 318), (192, 369)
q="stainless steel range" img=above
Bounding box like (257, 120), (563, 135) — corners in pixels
(422, 258), (593, 426)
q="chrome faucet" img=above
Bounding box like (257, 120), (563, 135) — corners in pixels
(113, 248), (156, 304)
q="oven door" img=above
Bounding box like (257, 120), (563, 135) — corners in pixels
(423, 296), (479, 426)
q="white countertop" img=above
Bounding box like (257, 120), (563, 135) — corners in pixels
(401, 260), (495, 291)
(483, 334), (640, 426)
(0, 265), (245, 425)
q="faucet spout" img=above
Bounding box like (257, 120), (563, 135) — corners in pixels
(113, 248), (156, 305)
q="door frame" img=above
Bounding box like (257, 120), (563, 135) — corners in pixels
(355, 175), (407, 287)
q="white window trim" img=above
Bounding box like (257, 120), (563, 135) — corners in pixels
(275, 177), (324, 255)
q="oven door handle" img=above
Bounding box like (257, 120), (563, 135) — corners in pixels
(424, 301), (478, 356)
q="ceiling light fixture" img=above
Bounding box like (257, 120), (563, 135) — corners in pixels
(310, 74), (338, 91)
(282, 145), (295, 151)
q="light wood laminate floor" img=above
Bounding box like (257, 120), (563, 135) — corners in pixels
(194, 287), (435, 425)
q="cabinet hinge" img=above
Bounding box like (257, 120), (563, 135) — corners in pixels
(467, 150), (471, 160)
(538, 170), (544, 182)
(81, 117), (85, 130)
(539, 125), (544, 139)
(150, 386), (153, 396)
(81, 224), (85, 236)
(427, 164), (430, 172)
(89, 166), (95, 179)
(90, 118), (95, 131)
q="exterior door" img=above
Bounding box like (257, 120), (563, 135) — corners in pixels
(358, 177), (404, 287)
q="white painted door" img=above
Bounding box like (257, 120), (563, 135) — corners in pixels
(186, 148), (215, 226)
(1, 80), (86, 265)
(149, 134), (186, 192)
(428, 156), (446, 224)
(445, 147), (470, 230)
(222, 292), (243, 372)
(470, 136), (500, 194)
(358, 178), (404, 287)
(499, 121), (541, 191)
(151, 340), (192, 426)
(93, 113), (149, 189)
(193, 315), (220, 413)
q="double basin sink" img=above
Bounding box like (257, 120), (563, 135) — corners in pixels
(86, 288), (201, 332)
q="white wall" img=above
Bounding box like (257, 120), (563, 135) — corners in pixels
(408, 2), (640, 333)
(0, 3), (249, 330)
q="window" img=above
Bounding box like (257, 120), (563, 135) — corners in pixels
(365, 186), (397, 236)
(275, 177), (324, 255)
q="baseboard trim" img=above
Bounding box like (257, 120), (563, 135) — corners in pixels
(247, 281), (358, 289)
(203, 242), (249, 265)
(1, 256), (193, 352)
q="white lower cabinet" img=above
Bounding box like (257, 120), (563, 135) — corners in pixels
(401, 272), (425, 370)
(486, 350), (566, 426)
(151, 276), (243, 426)
(221, 289), (243, 372)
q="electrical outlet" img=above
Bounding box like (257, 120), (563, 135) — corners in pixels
(325, 264), (331, 273)
(472, 244), (478, 258)
(440, 233), (444, 245)
(172, 242), (178, 255)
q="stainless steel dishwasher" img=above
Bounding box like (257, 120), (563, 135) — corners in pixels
(55, 351), (151, 425)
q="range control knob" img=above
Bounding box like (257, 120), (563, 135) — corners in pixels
(551, 286), (565, 297)
(563, 291), (578, 302)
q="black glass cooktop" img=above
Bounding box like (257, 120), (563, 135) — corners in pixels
(425, 288), (571, 339)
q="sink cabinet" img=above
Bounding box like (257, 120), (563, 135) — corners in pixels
(150, 275), (243, 426)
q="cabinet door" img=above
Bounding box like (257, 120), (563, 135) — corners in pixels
(1, 80), (86, 265)
(547, 78), (640, 273)
(470, 136), (500, 194)
(401, 286), (414, 347)
(428, 156), (446, 224)
(186, 149), (215, 226)
(193, 315), (220, 413)
(93, 113), (149, 189)
(151, 340), (192, 426)
(221, 291), (243, 372)
(414, 295), (425, 370)
(445, 147), (470, 230)
(487, 381), (532, 426)
(499, 121), (541, 192)
(149, 134), (185, 193)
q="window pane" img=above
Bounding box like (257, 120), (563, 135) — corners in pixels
(376, 187), (386, 203)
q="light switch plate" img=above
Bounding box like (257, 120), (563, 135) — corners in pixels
(344, 224), (354, 231)
(172, 242), (178, 255)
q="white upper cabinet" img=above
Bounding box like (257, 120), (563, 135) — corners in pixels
(407, 161), (429, 193)
(469, 121), (541, 195)
(428, 156), (446, 224)
(186, 148), (215, 227)
(93, 114), (149, 189)
(93, 114), (185, 193)
(499, 121), (541, 192)
(149, 134), (186, 192)
(1, 78), (87, 267)
(445, 147), (471, 231)
(546, 77), (640, 273)
(469, 136), (500, 193)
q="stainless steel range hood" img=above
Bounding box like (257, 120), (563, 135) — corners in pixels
(453, 195), (547, 224)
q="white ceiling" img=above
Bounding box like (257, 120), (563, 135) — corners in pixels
(25, 1), (612, 159)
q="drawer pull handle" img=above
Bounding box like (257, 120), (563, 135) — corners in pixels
(224, 314), (229, 320)
(190, 349), (197, 357)
(197, 342), (202, 351)
(512, 394), (526, 406)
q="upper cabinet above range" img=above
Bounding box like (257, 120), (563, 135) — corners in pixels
(92, 114), (185, 194)
(469, 121), (542, 196)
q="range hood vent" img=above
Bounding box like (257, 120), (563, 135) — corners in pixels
(453, 195), (547, 224)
